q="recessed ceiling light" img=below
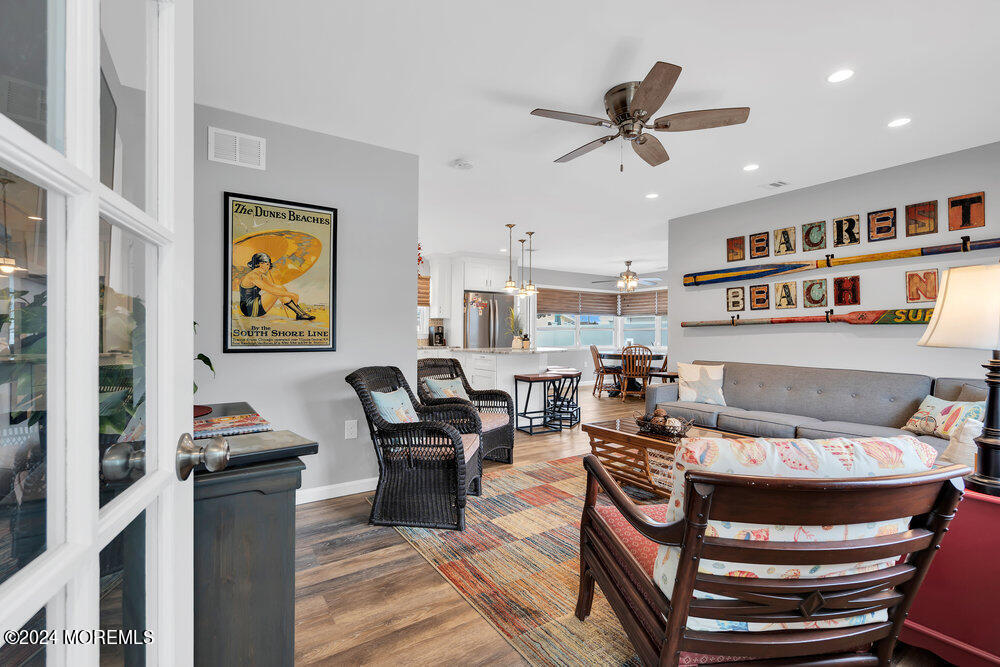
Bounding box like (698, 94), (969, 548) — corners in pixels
(499, 248), (507, 253)
(743, 163), (760, 172)
(887, 117), (911, 128)
(645, 193), (659, 199)
(827, 69), (854, 83)
(27, 216), (43, 221)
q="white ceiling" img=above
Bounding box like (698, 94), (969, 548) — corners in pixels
(193, 0), (1000, 275)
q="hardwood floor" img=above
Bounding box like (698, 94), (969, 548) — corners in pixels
(294, 386), (637, 665)
(293, 386), (946, 666)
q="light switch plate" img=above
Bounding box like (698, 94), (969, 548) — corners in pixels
(345, 419), (358, 439)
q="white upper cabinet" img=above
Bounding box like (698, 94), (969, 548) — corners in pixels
(428, 257), (452, 318)
(464, 258), (511, 292)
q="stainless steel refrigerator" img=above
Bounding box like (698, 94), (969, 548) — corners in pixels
(464, 291), (517, 349)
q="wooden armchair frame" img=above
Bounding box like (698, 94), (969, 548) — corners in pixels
(346, 365), (483, 530)
(577, 454), (970, 666)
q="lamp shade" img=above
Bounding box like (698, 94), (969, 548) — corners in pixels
(918, 264), (1000, 350)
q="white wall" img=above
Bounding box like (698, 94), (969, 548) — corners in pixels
(667, 142), (1000, 379)
(193, 104), (418, 500)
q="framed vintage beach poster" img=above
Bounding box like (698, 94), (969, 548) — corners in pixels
(224, 192), (337, 352)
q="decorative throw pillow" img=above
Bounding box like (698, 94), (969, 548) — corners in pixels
(957, 383), (987, 402)
(652, 434), (938, 633)
(677, 362), (726, 406)
(370, 388), (419, 423)
(423, 377), (470, 401)
(903, 394), (986, 439)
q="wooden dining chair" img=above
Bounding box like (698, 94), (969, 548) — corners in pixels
(590, 345), (620, 398)
(647, 354), (674, 384)
(619, 345), (652, 402)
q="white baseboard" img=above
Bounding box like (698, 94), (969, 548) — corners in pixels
(296, 476), (378, 505)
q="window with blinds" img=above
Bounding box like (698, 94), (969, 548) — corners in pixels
(536, 288), (617, 315)
(417, 275), (430, 307)
(619, 289), (668, 316)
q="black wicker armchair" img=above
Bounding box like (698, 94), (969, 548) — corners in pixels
(345, 366), (482, 531)
(416, 358), (515, 464)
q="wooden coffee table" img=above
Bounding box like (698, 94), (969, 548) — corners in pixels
(581, 419), (741, 499)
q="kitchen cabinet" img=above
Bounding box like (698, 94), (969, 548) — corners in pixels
(464, 258), (511, 292)
(428, 258), (451, 318)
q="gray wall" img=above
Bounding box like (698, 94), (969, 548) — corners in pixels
(532, 267), (618, 291)
(193, 104), (418, 496)
(667, 142), (1000, 379)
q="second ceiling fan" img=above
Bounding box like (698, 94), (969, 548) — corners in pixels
(530, 61), (749, 166)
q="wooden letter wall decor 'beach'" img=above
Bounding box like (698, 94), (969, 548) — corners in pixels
(726, 236), (745, 262)
(749, 232), (769, 258)
(833, 275), (861, 306)
(775, 281), (797, 308)
(803, 279), (827, 307)
(833, 215), (861, 247)
(726, 286), (745, 311)
(749, 284), (770, 310)
(801, 221), (827, 251)
(905, 269), (938, 303)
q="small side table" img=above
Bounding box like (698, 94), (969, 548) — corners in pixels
(193, 403), (317, 667)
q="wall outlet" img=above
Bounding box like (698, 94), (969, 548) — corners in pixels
(344, 419), (358, 439)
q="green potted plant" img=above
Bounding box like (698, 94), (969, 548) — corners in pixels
(507, 307), (524, 348)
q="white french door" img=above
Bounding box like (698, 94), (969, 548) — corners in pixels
(0, 0), (193, 664)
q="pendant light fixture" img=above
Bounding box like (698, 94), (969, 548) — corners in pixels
(525, 231), (537, 295)
(517, 239), (528, 297)
(0, 177), (26, 275)
(503, 223), (517, 292)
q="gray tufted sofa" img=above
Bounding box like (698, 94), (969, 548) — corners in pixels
(644, 360), (986, 453)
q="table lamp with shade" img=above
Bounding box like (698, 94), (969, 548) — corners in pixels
(918, 263), (1000, 496)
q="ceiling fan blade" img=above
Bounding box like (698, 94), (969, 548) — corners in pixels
(555, 135), (617, 163)
(652, 107), (750, 132)
(591, 279), (619, 284)
(638, 277), (663, 285)
(631, 62), (682, 118)
(631, 134), (669, 166)
(531, 108), (613, 127)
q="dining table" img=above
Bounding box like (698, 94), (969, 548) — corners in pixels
(598, 350), (674, 395)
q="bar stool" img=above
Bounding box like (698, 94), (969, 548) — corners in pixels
(513, 373), (563, 435)
(546, 368), (582, 428)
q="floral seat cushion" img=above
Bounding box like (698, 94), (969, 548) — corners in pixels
(651, 435), (938, 633)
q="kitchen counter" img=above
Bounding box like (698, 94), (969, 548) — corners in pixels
(429, 346), (567, 354)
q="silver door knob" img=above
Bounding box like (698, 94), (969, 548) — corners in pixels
(176, 433), (230, 481)
(102, 441), (146, 481)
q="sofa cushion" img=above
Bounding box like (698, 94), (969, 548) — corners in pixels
(717, 411), (821, 438)
(654, 401), (746, 428)
(460, 433), (480, 463)
(795, 421), (915, 440)
(478, 410), (509, 432)
(593, 503), (670, 576)
(933, 376), (987, 401)
(653, 435), (939, 633)
(693, 360), (932, 428)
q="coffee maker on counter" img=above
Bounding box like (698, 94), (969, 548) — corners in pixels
(428, 325), (445, 346)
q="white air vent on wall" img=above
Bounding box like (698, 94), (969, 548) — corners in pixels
(759, 180), (789, 190)
(208, 126), (266, 170)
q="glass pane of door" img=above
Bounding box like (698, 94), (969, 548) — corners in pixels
(0, 168), (53, 585)
(0, 0), (65, 151)
(98, 219), (150, 507)
(100, 509), (147, 666)
(0, 605), (46, 666)
(100, 0), (152, 212)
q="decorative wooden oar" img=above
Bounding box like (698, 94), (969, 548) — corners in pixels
(681, 307), (934, 328)
(683, 235), (1000, 286)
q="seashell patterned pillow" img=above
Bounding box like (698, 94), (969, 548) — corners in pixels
(651, 434), (939, 633)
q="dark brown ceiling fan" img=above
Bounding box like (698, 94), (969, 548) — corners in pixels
(530, 62), (749, 166)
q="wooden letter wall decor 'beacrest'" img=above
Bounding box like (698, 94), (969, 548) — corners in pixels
(906, 201), (937, 236)
(867, 208), (897, 241)
(948, 192), (985, 231)
(833, 215), (861, 247)
(773, 227), (796, 255)
(749, 232), (769, 258)
(801, 221), (827, 251)
(726, 236), (746, 262)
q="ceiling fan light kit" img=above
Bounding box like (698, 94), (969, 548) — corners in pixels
(530, 61), (749, 167)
